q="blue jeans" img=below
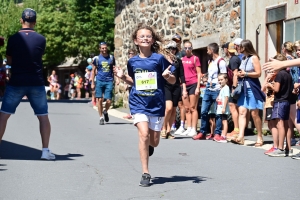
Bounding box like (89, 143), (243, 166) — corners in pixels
(0, 85), (48, 115)
(200, 89), (220, 134)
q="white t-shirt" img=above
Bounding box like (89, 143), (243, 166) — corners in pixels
(216, 85), (230, 115)
(207, 56), (227, 91)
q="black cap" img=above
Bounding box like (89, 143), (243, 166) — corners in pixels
(22, 8), (37, 22)
(221, 42), (229, 49)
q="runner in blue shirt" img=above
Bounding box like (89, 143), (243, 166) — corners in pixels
(114, 23), (176, 187)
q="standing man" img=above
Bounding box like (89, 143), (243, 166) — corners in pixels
(91, 42), (115, 125)
(193, 43), (227, 140)
(234, 38), (244, 61)
(0, 8), (55, 160)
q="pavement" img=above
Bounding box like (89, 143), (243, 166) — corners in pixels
(0, 102), (299, 200)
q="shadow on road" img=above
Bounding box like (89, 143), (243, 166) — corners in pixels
(0, 164), (7, 171)
(0, 141), (83, 161)
(105, 122), (133, 125)
(151, 176), (208, 185)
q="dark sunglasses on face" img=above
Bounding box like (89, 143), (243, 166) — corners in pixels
(184, 47), (192, 50)
(100, 42), (107, 45)
(168, 47), (177, 51)
(128, 52), (134, 55)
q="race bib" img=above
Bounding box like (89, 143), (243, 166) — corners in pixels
(135, 72), (157, 90)
(216, 98), (223, 114)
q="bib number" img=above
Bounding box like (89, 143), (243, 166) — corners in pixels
(135, 72), (157, 90)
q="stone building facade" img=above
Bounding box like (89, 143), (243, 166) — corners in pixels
(114, 0), (241, 107)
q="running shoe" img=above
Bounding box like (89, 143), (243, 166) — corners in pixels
(268, 149), (286, 157)
(187, 129), (197, 137)
(264, 146), (275, 155)
(149, 145), (154, 157)
(296, 140), (300, 146)
(41, 150), (56, 160)
(192, 133), (206, 140)
(213, 134), (221, 141)
(180, 129), (191, 136)
(285, 149), (293, 157)
(206, 133), (214, 140)
(174, 126), (185, 135)
(216, 136), (227, 143)
(139, 173), (151, 187)
(99, 118), (104, 125)
(291, 152), (300, 160)
(103, 110), (109, 122)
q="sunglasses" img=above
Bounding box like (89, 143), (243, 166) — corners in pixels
(99, 42), (107, 45)
(167, 47), (177, 50)
(184, 47), (192, 50)
(128, 52), (134, 55)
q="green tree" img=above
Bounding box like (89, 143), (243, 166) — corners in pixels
(0, 0), (115, 67)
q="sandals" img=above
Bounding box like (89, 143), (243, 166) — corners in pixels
(160, 130), (175, 139)
(231, 137), (245, 145)
(254, 138), (264, 147)
(160, 130), (167, 139)
(167, 132), (175, 139)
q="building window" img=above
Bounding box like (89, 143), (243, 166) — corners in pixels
(267, 5), (286, 23)
(284, 18), (300, 42)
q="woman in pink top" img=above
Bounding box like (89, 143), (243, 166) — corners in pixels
(180, 41), (202, 137)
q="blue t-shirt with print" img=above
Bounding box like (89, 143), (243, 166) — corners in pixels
(93, 54), (115, 82)
(128, 53), (175, 117)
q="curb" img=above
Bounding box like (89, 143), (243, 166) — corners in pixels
(91, 106), (300, 155)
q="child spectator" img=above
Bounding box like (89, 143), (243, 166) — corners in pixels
(214, 73), (230, 143)
(267, 54), (293, 157)
(261, 70), (277, 155)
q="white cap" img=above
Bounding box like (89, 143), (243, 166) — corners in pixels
(234, 38), (243, 45)
(165, 41), (177, 49)
(87, 58), (92, 64)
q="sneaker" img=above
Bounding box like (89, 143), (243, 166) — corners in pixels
(216, 136), (227, 143)
(180, 129), (191, 136)
(103, 110), (109, 122)
(187, 129), (197, 137)
(99, 118), (104, 125)
(139, 173), (151, 187)
(268, 149), (286, 157)
(206, 133), (214, 140)
(264, 146), (275, 155)
(296, 140), (300, 146)
(213, 134), (221, 142)
(41, 150), (55, 160)
(149, 145), (154, 157)
(192, 133), (206, 140)
(291, 152), (300, 160)
(174, 126), (185, 135)
(285, 149), (293, 157)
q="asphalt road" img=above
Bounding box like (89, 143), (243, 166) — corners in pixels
(0, 102), (299, 200)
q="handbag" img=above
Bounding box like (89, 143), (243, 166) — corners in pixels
(232, 81), (243, 100)
(231, 57), (251, 100)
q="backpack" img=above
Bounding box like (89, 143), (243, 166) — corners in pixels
(217, 58), (233, 87)
(94, 54), (114, 68)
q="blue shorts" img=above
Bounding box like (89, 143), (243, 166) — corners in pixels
(237, 87), (263, 110)
(95, 80), (113, 100)
(0, 85), (48, 115)
(271, 101), (290, 120)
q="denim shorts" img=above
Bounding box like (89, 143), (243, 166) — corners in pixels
(0, 85), (48, 115)
(95, 80), (113, 100)
(237, 87), (263, 110)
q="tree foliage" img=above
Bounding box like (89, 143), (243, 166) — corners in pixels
(0, 0), (115, 67)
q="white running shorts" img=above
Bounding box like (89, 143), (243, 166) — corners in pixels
(133, 113), (164, 131)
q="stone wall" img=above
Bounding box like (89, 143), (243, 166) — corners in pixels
(114, 0), (241, 108)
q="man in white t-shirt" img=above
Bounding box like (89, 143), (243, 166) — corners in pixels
(193, 43), (227, 140)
